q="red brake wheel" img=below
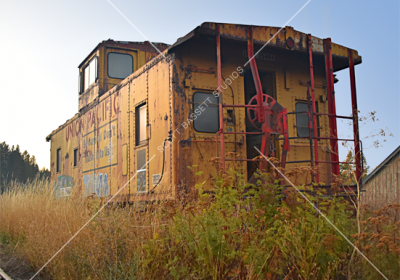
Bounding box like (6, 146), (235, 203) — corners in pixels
(246, 94), (276, 130)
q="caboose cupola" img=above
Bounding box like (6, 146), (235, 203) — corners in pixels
(77, 39), (168, 111)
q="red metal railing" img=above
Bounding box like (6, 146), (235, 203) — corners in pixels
(308, 34), (320, 182)
(192, 25), (363, 186)
(324, 38), (340, 176)
(349, 49), (362, 182)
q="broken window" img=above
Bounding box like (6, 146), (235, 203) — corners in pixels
(108, 52), (133, 79)
(193, 92), (219, 133)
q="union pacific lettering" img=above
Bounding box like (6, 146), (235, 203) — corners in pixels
(66, 94), (119, 142)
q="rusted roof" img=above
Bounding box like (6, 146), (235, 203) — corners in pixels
(168, 22), (362, 71)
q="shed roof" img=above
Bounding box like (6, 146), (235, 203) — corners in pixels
(363, 145), (400, 185)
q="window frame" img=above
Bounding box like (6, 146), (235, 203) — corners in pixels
(295, 100), (320, 138)
(82, 56), (98, 92)
(136, 149), (147, 193)
(56, 148), (61, 173)
(107, 52), (134, 79)
(192, 91), (220, 133)
(135, 103), (147, 146)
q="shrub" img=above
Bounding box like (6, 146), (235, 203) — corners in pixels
(352, 204), (400, 280)
(0, 169), (396, 279)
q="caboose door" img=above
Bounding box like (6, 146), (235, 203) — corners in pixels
(243, 70), (276, 180)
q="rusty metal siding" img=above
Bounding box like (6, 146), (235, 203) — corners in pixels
(147, 58), (173, 197)
(169, 33), (334, 188)
(171, 37), (248, 189)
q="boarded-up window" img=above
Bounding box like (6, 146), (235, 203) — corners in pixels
(137, 149), (146, 192)
(56, 148), (61, 173)
(136, 104), (147, 145)
(108, 52), (133, 79)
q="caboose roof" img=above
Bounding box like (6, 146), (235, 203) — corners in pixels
(168, 22), (361, 72)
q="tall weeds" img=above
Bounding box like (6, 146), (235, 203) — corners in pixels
(0, 170), (398, 279)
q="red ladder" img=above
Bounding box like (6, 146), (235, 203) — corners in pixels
(215, 24), (289, 172)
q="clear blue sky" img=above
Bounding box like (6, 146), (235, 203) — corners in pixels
(0, 0), (398, 171)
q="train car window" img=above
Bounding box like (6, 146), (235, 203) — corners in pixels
(137, 149), (146, 192)
(108, 52), (133, 79)
(84, 57), (97, 91)
(136, 104), (147, 144)
(295, 101), (320, 137)
(73, 149), (78, 167)
(56, 148), (61, 173)
(193, 92), (219, 133)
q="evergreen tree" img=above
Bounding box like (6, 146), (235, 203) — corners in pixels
(0, 141), (50, 191)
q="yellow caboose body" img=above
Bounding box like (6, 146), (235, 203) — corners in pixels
(46, 22), (362, 201)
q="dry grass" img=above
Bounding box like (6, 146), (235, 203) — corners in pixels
(0, 171), (398, 280)
(0, 179), (167, 279)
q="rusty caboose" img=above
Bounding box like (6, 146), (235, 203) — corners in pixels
(46, 22), (363, 201)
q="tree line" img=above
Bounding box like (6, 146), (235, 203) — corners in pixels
(0, 141), (50, 190)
